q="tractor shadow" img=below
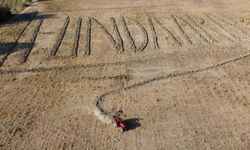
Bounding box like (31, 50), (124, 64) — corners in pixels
(0, 11), (54, 25)
(0, 42), (33, 55)
(124, 118), (141, 131)
(10, 12), (54, 24)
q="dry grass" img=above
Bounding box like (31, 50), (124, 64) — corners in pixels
(21, 0), (32, 6)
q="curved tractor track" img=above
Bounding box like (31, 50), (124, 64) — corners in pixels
(94, 51), (250, 124)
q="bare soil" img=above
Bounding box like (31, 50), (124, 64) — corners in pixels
(1, 0), (250, 149)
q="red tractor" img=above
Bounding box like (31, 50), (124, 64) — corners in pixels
(113, 110), (127, 132)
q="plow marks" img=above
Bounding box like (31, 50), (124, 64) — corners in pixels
(19, 19), (44, 63)
(0, 13), (249, 69)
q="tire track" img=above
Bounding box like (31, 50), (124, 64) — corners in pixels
(84, 74), (131, 81)
(178, 16), (209, 43)
(0, 55), (164, 75)
(53, 55), (75, 60)
(210, 14), (248, 37)
(50, 17), (70, 56)
(19, 19), (44, 63)
(0, 21), (32, 67)
(221, 13), (250, 38)
(205, 14), (240, 42)
(94, 51), (250, 124)
(171, 15), (192, 45)
(220, 14), (238, 24)
(212, 14), (235, 25)
(201, 15), (234, 43)
(151, 17), (182, 46)
(185, 15), (217, 43)
(72, 17), (82, 58)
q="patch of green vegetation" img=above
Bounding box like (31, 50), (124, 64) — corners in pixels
(21, 0), (32, 7)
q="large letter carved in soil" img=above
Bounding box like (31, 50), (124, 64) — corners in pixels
(149, 16), (182, 47)
(86, 17), (124, 55)
(122, 17), (148, 53)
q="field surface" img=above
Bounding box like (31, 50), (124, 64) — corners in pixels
(1, 0), (250, 149)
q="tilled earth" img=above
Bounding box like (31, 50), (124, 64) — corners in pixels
(1, 0), (250, 149)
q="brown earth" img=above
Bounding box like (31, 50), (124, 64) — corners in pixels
(1, 0), (250, 149)
(0, 0), (23, 14)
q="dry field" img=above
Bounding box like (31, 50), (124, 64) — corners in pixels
(1, 0), (250, 149)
